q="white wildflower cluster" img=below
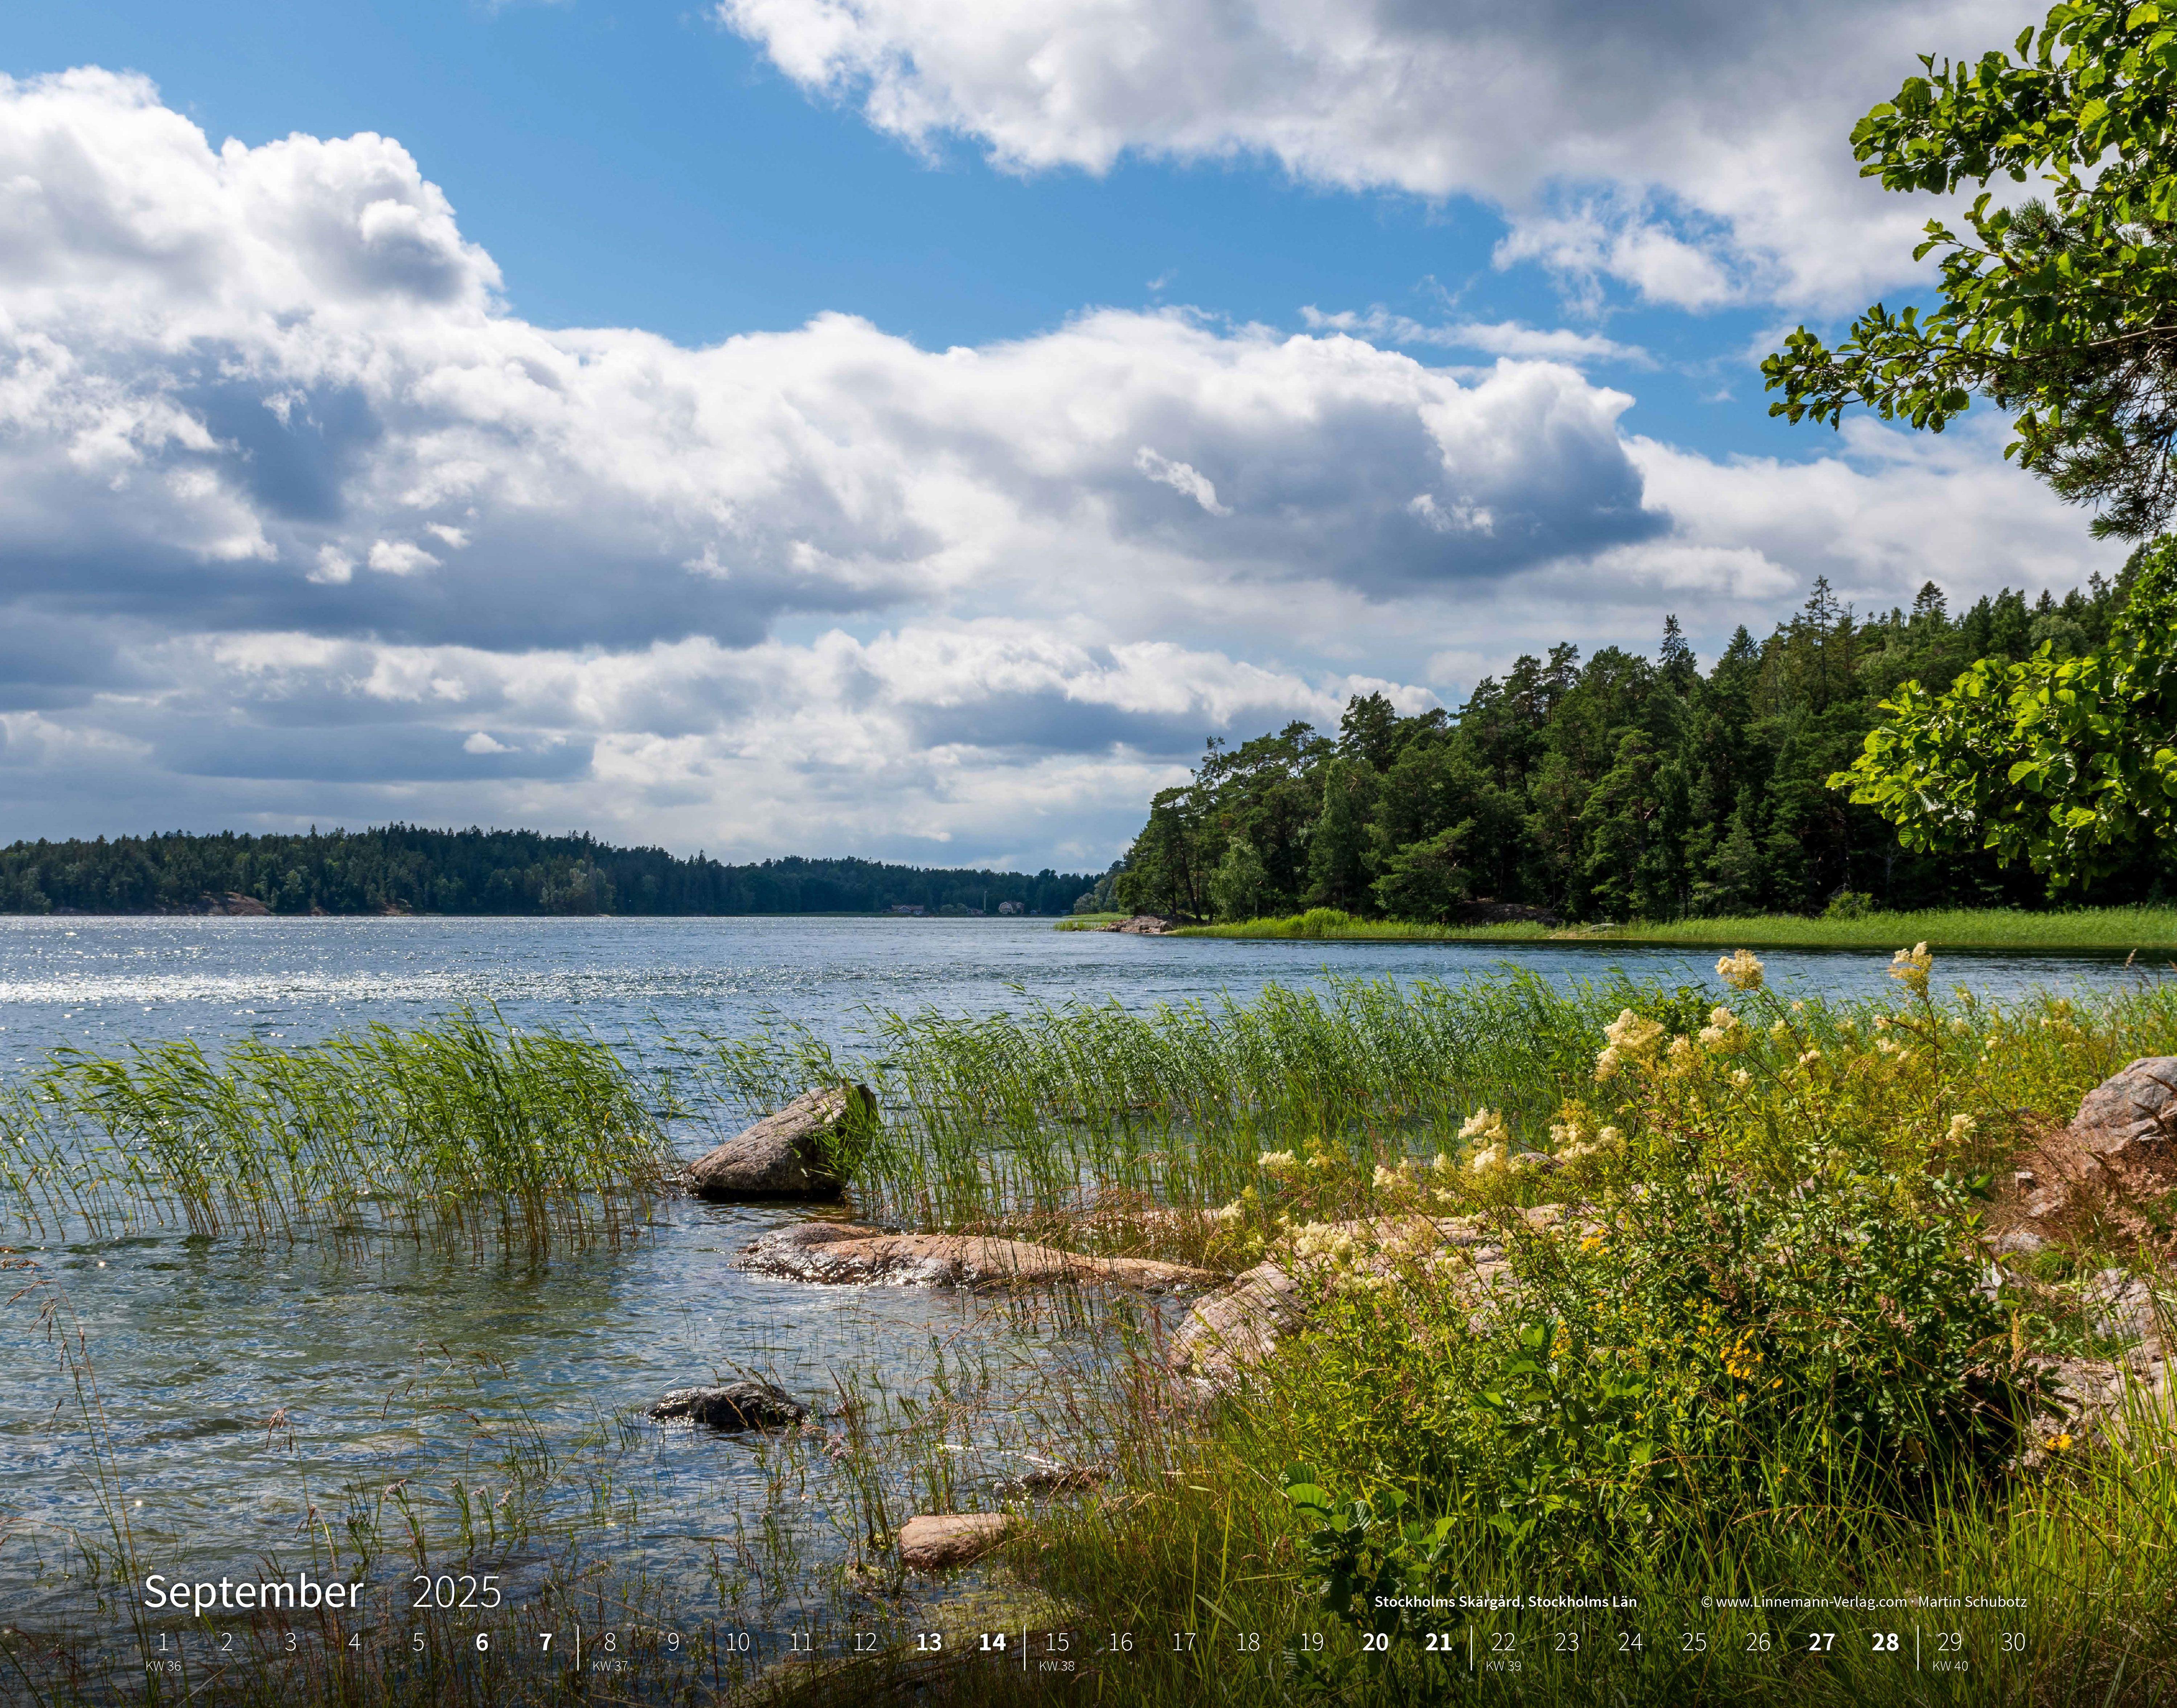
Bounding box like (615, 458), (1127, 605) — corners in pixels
(1697, 1004), (1748, 1054)
(1889, 941), (1934, 997)
(1289, 1221), (1357, 1262)
(1946, 1113), (1977, 1143)
(1458, 1107), (1508, 1145)
(1595, 1010), (1666, 1081)
(1715, 949), (1765, 992)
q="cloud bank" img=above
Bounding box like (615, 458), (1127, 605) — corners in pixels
(0, 68), (2125, 865)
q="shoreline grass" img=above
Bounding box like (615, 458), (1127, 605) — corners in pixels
(1052, 912), (1128, 931)
(1175, 902), (2177, 953)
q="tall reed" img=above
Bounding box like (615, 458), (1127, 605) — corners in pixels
(0, 1009), (673, 1253)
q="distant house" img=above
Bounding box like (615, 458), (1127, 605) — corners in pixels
(890, 903), (926, 916)
(997, 900), (1025, 915)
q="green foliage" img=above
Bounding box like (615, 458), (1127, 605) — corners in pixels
(1835, 536), (2177, 886)
(1115, 576), (2158, 923)
(1208, 836), (1275, 922)
(0, 824), (1095, 917)
(1763, 0), (2177, 538)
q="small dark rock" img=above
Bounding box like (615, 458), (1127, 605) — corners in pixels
(648, 1380), (808, 1431)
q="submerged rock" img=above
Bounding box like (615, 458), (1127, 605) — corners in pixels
(738, 1223), (1222, 1294)
(648, 1380), (808, 1430)
(683, 1085), (876, 1200)
(897, 1513), (1013, 1571)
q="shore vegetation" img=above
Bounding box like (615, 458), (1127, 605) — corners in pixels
(1177, 902), (2177, 951)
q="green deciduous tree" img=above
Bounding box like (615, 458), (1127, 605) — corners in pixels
(1833, 536), (2177, 886)
(1763, 0), (2177, 538)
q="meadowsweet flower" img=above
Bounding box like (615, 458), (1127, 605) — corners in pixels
(1797, 1048), (1822, 1067)
(1458, 1107), (1508, 1145)
(1890, 941), (1934, 997)
(1731, 1068), (1752, 1088)
(1466, 1142), (1509, 1176)
(1290, 1221), (1357, 1262)
(1667, 1034), (1695, 1066)
(1698, 1005), (1748, 1053)
(1596, 1126), (1622, 1147)
(1947, 1113), (1976, 1143)
(1949, 1017), (1971, 1034)
(1598, 1009), (1665, 1084)
(1715, 949), (1764, 992)
(1258, 1150), (1301, 1178)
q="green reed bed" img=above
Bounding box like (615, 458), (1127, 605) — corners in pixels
(697, 967), (2177, 1256)
(0, 1009), (675, 1252)
(695, 971), (1641, 1241)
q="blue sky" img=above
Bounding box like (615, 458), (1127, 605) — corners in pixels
(13, 0), (1769, 448)
(0, 0), (2130, 867)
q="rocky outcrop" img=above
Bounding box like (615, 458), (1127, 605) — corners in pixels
(738, 1222), (1222, 1294)
(683, 1086), (875, 1200)
(648, 1380), (809, 1430)
(1095, 915), (1179, 935)
(897, 1513), (1013, 1571)
(2074, 1058), (2177, 1163)
(1169, 1208), (1575, 1391)
(1168, 1261), (1305, 1389)
(1993, 1059), (2177, 1241)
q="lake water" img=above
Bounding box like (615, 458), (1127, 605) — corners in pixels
(0, 917), (2159, 1684)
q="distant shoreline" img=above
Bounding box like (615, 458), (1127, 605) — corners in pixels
(1164, 904), (2177, 955)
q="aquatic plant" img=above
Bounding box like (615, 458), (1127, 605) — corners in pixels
(0, 1009), (674, 1252)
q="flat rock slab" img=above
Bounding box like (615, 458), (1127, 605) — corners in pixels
(898, 1513), (1013, 1571)
(739, 1222), (1222, 1294)
(684, 1085), (875, 1201)
(649, 1380), (808, 1430)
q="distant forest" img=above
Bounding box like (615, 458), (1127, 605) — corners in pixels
(1114, 569), (2177, 923)
(0, 825), (1096, 917)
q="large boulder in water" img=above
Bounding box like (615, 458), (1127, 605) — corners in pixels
(683, 1085), (875, 1200)
(648, 1380), (808, 1430)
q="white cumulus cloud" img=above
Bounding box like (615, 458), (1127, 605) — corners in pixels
(716, 0), (2020, 310)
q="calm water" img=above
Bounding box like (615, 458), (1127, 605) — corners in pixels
(0, 917), (2158, 1667)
